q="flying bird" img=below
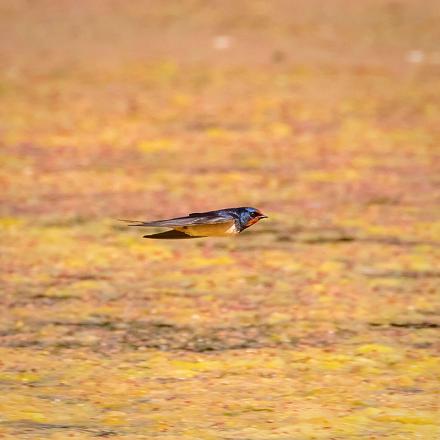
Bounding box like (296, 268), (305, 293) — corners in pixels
(122, 207), (268, 239)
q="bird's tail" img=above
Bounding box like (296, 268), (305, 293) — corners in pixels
(117, 219), (147, 227)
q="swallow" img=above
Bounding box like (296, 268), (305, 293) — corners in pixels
(121, 207), (268, 239)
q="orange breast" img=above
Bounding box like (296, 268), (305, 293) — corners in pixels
(175, 221), (238, 237)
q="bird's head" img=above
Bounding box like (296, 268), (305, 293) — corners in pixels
(233, 207), (268, 230)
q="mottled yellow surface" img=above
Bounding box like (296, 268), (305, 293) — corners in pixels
(1, 1), (439, 439)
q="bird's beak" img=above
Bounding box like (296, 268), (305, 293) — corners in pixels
(259, 214), (268, 219)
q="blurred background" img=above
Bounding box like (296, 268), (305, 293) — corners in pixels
(2, 0), (439, 222)
(1, 1), (439, 438)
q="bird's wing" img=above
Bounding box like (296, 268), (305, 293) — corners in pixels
(142, 230), (200, 239)
(120, 213), (233, 228)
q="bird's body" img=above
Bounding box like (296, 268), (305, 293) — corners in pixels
(174, 221), (238, 237)
(122, 207), (267, 239)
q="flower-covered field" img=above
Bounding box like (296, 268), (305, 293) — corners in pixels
(1, 1), (439, 438)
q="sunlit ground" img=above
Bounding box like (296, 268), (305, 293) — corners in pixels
(1, 1), (439, 439)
